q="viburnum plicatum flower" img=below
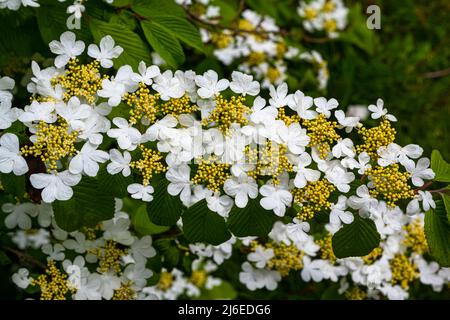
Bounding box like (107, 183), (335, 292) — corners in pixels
(329, 196), (354, 226)
(247, 246), (274, 269)
(166, 164), (193, 205)
(332, 138), (355, 158)
(325, 166), (355, 193)
(0, 133), (28, 175)
(293, 152), (320, 188)
(69, 142), (109, 177)
(49, 31), (85, 68)
(314, 97), (339, 118)
(107, 149), (131, 177)
(406, 190), (436, 215)
(127, 183), (154, 202)
(30, 170), (82, 203)
(404, 158), (435, 187)
(347, 185), (378, 216)
(229, 71), (260, 96)
(87, 35), (123, 68)
(19, 101), (57, 124)
(268, 83), (292, 108)
(334, 110), (359, 133)
(2, 202), (36, 230)
(288, 90), (317, 120)
(56, 97), (92, 131)
(223, 174), (258, 208)
(368, 99), (397, 122)
(131, 62), (160, 85)
(107, 117), (142, 151)
(259, 178), (292, 217)
(195, 70), (229, 99)
(152, 70), (185, 101)
(98, 79), (126, 107)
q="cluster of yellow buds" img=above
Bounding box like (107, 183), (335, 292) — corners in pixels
(356, 119), (396, 159)
(210, 32), (234, 49)
(302, 114), (340, 159)
(130, 145), (167, 186)
(260, 242), (304, 277)
(246, 142), (294, 185)
(157, 271), (174, 291)
(52, 58), (106, 104)
(125, 83), (158, 125)
(366, 164), (414, 207)
(316, 234), (337, 264)
(21, 119), (78, 171)
(345, 286), (367, 300)
(246, 52), (267, 67)
(90, 241), (128, 274)
(191, 156), (230, 192)
(277, 107), (301, 126)
(31, 260), (74, 300)
(159, 95), (198, 117)
(112, 283), (136, 300)
(390, 254), (418, 290)
(403, 218), (428, 255)
(202, 95), (250, 134)
(362, 247), (383, 265)
(190, 270), (208, 288)
(293, 179), (335, 220)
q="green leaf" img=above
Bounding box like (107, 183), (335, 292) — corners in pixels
(196, 281), (237, 300)
(141, 20), (185, 67)
(431, 150), (450, 183)
(89, 18), (151, 68)
(1, 173), (26, 198)
(332, 215), (380, 258)
(53, 177), (115, 232)
(442, 193), (450, 224)
(153, 239), (180, 267)
(182, 200), (231, 245)
(147, 180), (184, 226)
(227, 199), (276, 237)
(132, 204), (170, 235)
(132, 0), (186, 18)
(97, 166), (133, 198)
(425, 200), (450, 267)
(0, 250), (11, 266)
(150, 16), (205, 52)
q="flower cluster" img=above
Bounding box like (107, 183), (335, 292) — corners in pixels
(298, 0), (348, 38)
(7, 199), (223, 300)
(0, 0), (114, 14)
(239, 208), (450, 300)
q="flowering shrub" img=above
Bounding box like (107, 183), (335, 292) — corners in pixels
(0, 0), (449, 300)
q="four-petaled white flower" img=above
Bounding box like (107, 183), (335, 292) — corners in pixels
(368, 99), (397, 122)
(107, 149), (131, 177)
(329, 196), (354, 226)
(166, 164), (193, 205)
(195, 70), (229, 99)
(325, 166), (355, 193)
(49, 31), (85, 68)
(406, 191), (435, 215)
(229, 71), (260, 96)
(223, 174), (258, 208)
(88, 35), (123, 68)
(405, 157), (435, 187)
(19, 101), (56, 124)
(332, 138), (355, 158)
(334, 110), (359, 133)
(30, 170), (82, 203)
(259, 180), (292, 217)
(56, 97), (92, 131)
(69, 142), (109, 177)
(127, 183), (154, 202)
(2, 202), (36, 230)
(0, 133), (28, 175)
(288, 90), (317, 120)
(269, 83), (292, 108)
(107, 117), (142, 151)
(248, 246), (274, 269)
(131, 61), (160, 85)
(98, 79), (126, 107)
(314, 97), (339, 118)
(347, 185), (378, 216)
(293, 152), (320, 188)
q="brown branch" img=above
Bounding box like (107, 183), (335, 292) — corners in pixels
(2, 247), (46, 269)
(414, 181), (433, 193)
(423, 68), (450, 79)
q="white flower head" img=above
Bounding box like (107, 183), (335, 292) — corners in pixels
(30, 170), (82, 203)
(49, 31), (85, 68)
(0, 133), (28, 175)
(88, 35), (123, 68)
(229, 71), (260, 96)
(368, 99), (397, 122)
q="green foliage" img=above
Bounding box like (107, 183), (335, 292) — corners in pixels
(332, 215), (380, 258)
(53, 177), (115, 232)
(1, 174), (26, 199)
(147, 180), (184, 226)
(182, 200), (231, 245)
(197, 281), (237, 299)
(97, 166), (133, 198)
(132, 204), (170, 236)
(227, 199), (276, 237)
(425, 200), (450, 267)
(431, 150), (450, 183)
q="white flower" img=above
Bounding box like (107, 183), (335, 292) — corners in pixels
(268, 83), (292, 108)
(30, 170), (82, 203)
(404, 157), (435, 187)
(19, 101), (56, 124)
(56, 97), (92, 131)
(335, 110), (359, 133)
(12, 268), (32, 289)
(0, 133), (28, 175)
(406, 191), (435, 214)
(330, 196), (354, 225)
(278, 123), (310, 155)
(131, 62), (160, 85)
(223, 174), (258, 208)
(368, 99), (397, 122)
(107, 117), (142, 151)
(88, 35), (123, 68)
(98, 79), (126, 107)
(206, 192), (234, 218)
(49, 31), (85, 68)
(67, 2), (85, 19)
(0, 102), (20, 130)
(286, 219), (311, 244)
(347, 185), (378, 216)
(42, 243), (65, 261)
(332, 138), (355, 158)
(195, 70), (229, 99)
(131, 236), (156, 264)
(416, 258), (445, 291)
(166, 164), (193, 205)
(103, 217), (134, 245)
(123, 263), (153, 289)
(127, 183), (154, 202)
(293, 152), (320, 188)
(259, 181), (292, 217)
(152, 70), (185, 101)
(301, 256), (325, 282)
(107, 149), (131, 176)
(69, 142), (109, 177)
(143, 115), (178, 142)
(248, 246), (274, 268)
(314, 97), (339, 118)
(288, 90), (317, 120)
(229, 71), (260, 96)
(239, 262), (281, 291)
(74, 274), (102, 300)
(341, 152), (371, 174)
(325, 166), (355, 193)
(2, 202), (36, 230)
